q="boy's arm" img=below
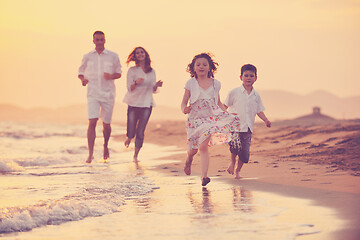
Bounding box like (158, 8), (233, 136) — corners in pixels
(223, 91), (232, 111)
(217, 94), (227, 112)
(257, 112), (271, 128)
(218, 101), (227, 112)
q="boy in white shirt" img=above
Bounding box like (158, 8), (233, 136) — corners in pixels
(224, 64), (271, 179)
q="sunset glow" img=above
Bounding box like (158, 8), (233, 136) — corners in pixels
(0, 0), (359, 109)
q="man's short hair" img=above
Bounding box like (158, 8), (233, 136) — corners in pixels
(93, 31), (105, 37)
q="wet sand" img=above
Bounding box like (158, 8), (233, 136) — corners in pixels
(114, 119), (360, 240)
(1, 148), (349, 240)
(1, 118), (358, 240)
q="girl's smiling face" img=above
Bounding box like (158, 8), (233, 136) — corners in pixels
(194, 58), (210, 78)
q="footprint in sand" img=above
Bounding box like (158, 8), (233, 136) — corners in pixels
(301, 179), (314, 181)
(290, 167), (301, 173)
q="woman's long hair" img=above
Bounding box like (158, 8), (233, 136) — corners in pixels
(126, 47), (152, 73)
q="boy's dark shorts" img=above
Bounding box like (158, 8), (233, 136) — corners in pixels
(228, 130), (252, 163)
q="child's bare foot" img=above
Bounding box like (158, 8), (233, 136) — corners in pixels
(235, 172), (241, 179)
(227, 163), (235, 175)
(86, 156), (94, 164)
(124, 138), (131, 148)
(184, 159), (192, 175)
(234, 163), (243, 178)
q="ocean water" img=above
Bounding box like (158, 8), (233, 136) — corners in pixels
(0, 121), (344, 240)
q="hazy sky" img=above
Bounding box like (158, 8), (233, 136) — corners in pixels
(0, 0), (359, 109)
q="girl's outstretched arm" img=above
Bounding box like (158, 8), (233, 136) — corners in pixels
(181, 89), (191, 114)
(217, 94), (227, 112)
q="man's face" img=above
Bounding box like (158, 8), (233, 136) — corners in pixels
(93, 34), (105, 48)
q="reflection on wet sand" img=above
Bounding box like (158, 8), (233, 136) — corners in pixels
(232, 186), (253, 213)
(187, 185), (254, 216)
(188, 187), (215, 215)
(130, 160), (156, 212)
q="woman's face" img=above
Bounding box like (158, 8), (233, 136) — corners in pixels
(135, 48), (146, 62)
(194, 58), (210, 78)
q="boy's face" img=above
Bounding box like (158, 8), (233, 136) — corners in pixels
(240, 70), (257, 88)
(93, 34), (105, 48)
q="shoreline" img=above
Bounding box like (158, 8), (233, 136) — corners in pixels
(136, 120), (360, 194)
(114, 119), (360, 239)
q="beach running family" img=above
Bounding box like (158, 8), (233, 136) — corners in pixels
(78, 31), (271, 186)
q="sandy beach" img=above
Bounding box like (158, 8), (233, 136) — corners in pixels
(114, 119), (360, 239)
(1, 119), (359, 239)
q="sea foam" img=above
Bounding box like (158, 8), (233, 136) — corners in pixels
(0, 175), (156, 233)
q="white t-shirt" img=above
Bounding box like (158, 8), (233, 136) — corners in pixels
(123, 66), (156, 108)
(78, 49), (122, 102)
(225, 85), (265, 132)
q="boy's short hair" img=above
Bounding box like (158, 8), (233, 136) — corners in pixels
(93, 31), (105, 37)
(241, 64), (257, 77)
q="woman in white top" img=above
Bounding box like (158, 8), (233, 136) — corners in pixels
(123, 47), (163, 161)
(181, 53), (241, 186)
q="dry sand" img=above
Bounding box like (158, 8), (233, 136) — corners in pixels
(138, 120), (360, 193)
(115, 119), (360, 239)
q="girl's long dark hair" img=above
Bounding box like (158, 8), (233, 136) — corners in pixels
(126, 47), (152, 73)
(187, 53), (218, 78)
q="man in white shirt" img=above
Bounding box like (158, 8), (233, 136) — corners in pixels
(78, 31), (122, 163)
(224, 64), (271, 179)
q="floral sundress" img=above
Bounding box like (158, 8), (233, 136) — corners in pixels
(186, 86), (241, 149)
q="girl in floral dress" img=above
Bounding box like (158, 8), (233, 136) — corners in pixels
(181, 53), (241, 186)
